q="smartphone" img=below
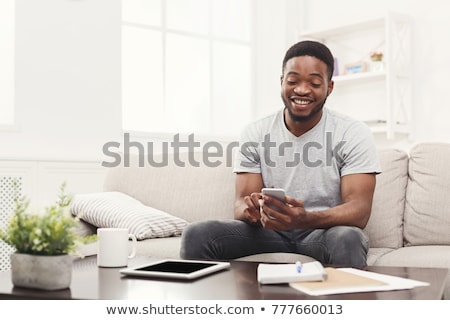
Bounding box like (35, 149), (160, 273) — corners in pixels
(261, 188), (286, 220)
(261, 188), (286, 201)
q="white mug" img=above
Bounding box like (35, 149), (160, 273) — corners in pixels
(97, 228), (137, 267)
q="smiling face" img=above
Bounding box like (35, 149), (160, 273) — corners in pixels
(280, 55), (334, 135)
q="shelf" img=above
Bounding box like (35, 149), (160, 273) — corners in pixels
(300, 11), (413, 140)
(365, 120), (388, 133)
(301, 17), (385, 40)
(362, 120), (389, 134)
(332, 71), (386, 85)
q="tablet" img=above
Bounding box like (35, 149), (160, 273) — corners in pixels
(120, 259), (231, 280)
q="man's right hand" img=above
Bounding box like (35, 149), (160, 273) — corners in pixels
(234, 172), (264, 224)
(242, 192), (263, 224)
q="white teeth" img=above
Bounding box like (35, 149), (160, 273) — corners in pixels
(293, 99), (310, 105)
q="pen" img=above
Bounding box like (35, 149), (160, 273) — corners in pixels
(296, 261), (302, 273)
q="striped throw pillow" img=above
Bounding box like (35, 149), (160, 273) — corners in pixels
(70, 192), (188, 240)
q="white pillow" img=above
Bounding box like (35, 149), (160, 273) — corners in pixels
(70, 192), (188, 240)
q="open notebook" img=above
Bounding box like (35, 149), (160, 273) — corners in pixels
(257, 261), (327, 284)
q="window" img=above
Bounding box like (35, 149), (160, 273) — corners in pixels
(0, 0), (15, 127)
(122, 0), (252, 137)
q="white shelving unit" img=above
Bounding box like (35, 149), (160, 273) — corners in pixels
(300, 12), (413, 139)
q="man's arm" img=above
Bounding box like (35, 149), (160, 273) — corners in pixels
(335, 172), (377, 228)
(260, 173), (376, 230)
(234, 172), (264, 224)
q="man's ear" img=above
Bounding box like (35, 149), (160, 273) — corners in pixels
(327, 80), (334, 96)
(280, 75), (284, 86)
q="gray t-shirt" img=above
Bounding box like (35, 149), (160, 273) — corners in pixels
(233, 108), (381, 212)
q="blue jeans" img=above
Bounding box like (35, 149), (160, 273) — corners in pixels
(180, 220), (369, 267)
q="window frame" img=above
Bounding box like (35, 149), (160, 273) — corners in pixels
(121, 0), (256, 140)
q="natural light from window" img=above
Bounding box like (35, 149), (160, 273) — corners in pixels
(122, 0), (252, 137)
(0, 0), (15, 127)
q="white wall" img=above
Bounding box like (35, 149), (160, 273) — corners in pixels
(0, 1), (15, 127)
(301, 0), (450, 149)
(1, 0), (301, 161)
(2, 0), (450, 163)
(0, 0), (122, 162)
(0, 0), (119, 204)
(253, 0), (302, 119)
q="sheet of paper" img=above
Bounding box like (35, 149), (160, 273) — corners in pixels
(289, 267), (429, 296)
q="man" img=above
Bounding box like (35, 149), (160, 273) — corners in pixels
(180, 40), (380, 267)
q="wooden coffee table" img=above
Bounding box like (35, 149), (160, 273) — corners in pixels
(0, 256), (446, 299)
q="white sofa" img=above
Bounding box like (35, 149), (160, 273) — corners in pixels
(76, 142), (450, 299)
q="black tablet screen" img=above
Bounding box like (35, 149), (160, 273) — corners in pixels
(135, 261), (215, 274)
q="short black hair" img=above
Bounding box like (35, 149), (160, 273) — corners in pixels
(282, 40), (334, 81)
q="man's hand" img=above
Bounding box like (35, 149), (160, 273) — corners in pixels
(234, 173), (264, 224)
(259, 173), (377, 230)
(241, 192), (263, 224)
(259, 195), (306, 230)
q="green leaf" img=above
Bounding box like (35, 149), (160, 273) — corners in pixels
(0, 181), (87, 255)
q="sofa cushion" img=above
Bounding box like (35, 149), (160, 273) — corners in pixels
(404, 143), (450, 245)
(366, 247), (395, 266)
(103, 152), (236, 222)
(363, 148), (408, 249)
(134, 236), (183, 258)
(73, 219), (97, 237)
(70, 191), (188, 240)
(372, 245), (450, 299)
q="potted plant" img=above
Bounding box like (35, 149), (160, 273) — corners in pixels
(369, 51), (384, 72)
(0, 182), (93, 290)
(370, 51), (383, 62)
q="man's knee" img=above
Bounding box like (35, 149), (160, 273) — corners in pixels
(180, 221), (212, 259)
(327, 226), (367, 245)
(326, 226), (368, 266)
(180, 220), (236, 259)
(181, 221), (203, 244)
